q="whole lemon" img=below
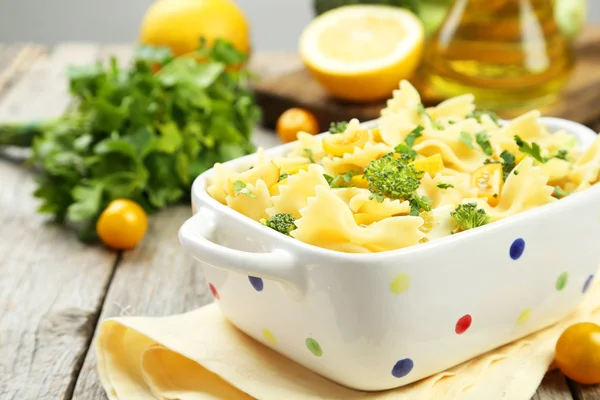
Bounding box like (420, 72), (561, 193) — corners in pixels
(139, 0), (250, 57)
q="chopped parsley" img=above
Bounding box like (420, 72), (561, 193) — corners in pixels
(514, 135), (546, 163)
(467, 110), (501, 125)
(278, 173), (289, 182)
(460, 131), (475, 150)
(232, 180), (256, 198)
(437, 183), (454, 189)
(554, 149), (569, 161)
(553, 186), (569, 199)
(394, 125), (424, 160)
(329, 121), (348, 134)
(324, 170), (359, 188)
(303, 148), (315, 163)
(475, 131), (493, 156)
(417, 103), (443, 130)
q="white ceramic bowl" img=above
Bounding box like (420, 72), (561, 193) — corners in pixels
(179, 117), (600, 391)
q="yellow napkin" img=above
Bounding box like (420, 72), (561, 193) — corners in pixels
(96, 278), (600, 400)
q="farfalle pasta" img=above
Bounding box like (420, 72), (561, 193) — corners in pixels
(207, 81), (600, 253)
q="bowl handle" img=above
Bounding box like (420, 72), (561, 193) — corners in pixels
(179, 207), (307, 296)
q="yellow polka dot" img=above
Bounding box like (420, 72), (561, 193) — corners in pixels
(516, 309), (532, 326)
(390, 273), (411, 294)
(262, 328), (277, 345)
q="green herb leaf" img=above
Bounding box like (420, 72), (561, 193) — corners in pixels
(417, 104), (443, 129)
(278, 173), (289, 182)
(514, 135), (547, 163)
(554, 149), (569, 161)
(233, 180), (256, 198)
(329, 121), (348, 134)
(394, 125), (423, 160)
(324, 170), (359, 188)
(499, 150), (516, 179)
(553, 186), (569, 199)
(460, 132), (475, 150)
(467, 110), (501, 125)
(304, 148), (315, 163)
(404, 125), (424, 147)
(475, 131), (493, 156)
(437, 183), (454, 189)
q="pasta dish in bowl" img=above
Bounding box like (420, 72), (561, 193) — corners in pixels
(179, 81), (600, 391)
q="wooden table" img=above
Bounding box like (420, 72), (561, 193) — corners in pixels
(0, 43), (598, 400)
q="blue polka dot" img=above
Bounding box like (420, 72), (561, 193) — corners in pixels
(509, 238), (525, 260)
(248, 276), (264, 291)
(583, 275), (594, 294)
(392, 358), (414, 378)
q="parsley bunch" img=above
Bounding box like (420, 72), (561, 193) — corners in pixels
(0, 39), (261, 241)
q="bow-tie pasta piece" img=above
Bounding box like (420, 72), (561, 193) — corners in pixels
(207, 163), (240, 204)
(539, 158), (572, 186)
(418, 174), (477, 209)
(292, 186), (425, 253)
(348, 191), (410, 217)
(414, 120), (489, 172)
(267, 164), (329, 218)
(322, 142), (393, 176)
(493, 111), (546, 157)
(485, 157), (555, 221)
(568, 135), (600, 191)
(238, 161), (280, 189)
(332, 187), (371, 206)
(428, 94), (476, 121)
(381, 80), (422, 117)
(290, 132), (326, 162)
(225, 179), (272, 221)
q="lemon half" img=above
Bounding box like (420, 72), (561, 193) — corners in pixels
(299, 5), (424, 102)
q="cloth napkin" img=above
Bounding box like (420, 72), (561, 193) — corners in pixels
(96, 277), (600, 400)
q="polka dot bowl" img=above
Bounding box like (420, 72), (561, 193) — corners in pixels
(180, 117), (600, 391)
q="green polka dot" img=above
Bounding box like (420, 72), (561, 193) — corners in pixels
(306, 338), (323, 357)
(516, 309), (532, 326)
(390, 273), (411, 294)
(262, 328), (277, 345)
(556, 272), (569, 291)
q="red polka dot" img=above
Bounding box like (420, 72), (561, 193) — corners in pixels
(455, 314), (472, 335)
(209, 283), (220, 300)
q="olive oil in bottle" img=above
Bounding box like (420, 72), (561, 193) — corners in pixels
(422, 0), (575, 112)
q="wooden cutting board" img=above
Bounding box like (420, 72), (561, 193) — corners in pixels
(253, 26), (600, 131)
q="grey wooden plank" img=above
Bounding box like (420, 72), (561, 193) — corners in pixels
(532, 371), (574, 400)
(71, 205), (213, 400)
(569, 380), (600, 400)
(0, 43), (119, 400)
(0, 43), (47, 95)
(0, 42), (98, 122)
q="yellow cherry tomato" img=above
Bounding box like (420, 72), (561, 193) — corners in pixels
(276, 108), (320, 143)
(412, 154), (445, 178)
(350, 174), (369, 189)
(555, 322), (600, 384)
(472, 163), (504, 207)
(97, 199), (148, 250)
(323, 129), (370, 157)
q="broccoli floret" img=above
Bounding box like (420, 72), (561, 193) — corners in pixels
(261, 213), (297, 236)
(363, 152), (431, 214)
(450, 203), (490, 234)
